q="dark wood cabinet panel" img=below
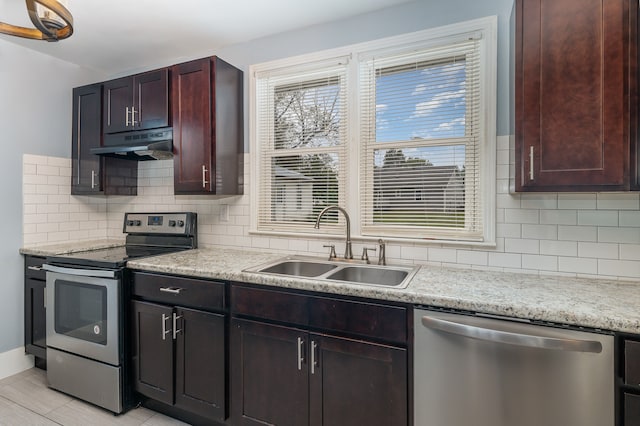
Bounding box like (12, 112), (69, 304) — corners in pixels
(625, 340), (640, 386)
(71, 84), (103, 194)
(309, 333), (407, 426)
(231, 318), (309, 426)
(625, 392), (640, 426)
(71, 83), (137, 196)
(103, 69), (169, 134)
(172, 57), (243, 195)
(131, 300), (174, 406)
(309, 296), (407, 344)
(175, 308), (226, 421)
(231, 284), (308, 326)
(24, 256), (46, 361)
(515, 0), (638, 191)
(132, 272), (226, 311)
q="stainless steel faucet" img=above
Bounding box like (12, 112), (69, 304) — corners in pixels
(314, 205), (353, 259)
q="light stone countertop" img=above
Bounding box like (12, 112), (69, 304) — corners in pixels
(20, 239), (126, 256)
(20, 242), (640, 334)
(125, 247), (640, 335)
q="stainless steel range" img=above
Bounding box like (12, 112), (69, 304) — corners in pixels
(43, 212), (197, 414)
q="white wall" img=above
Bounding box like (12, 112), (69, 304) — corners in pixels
(1, 37), (105, 354)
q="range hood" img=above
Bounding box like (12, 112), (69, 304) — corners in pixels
(91, 128), (173, 161)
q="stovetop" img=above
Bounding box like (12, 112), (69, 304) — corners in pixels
(45, 212), (197, 270)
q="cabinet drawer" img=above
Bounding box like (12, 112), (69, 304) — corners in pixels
(132, 272), (225, 311)
(624, 393), (640, 426)
(25, 256), (46, 280)
(231, 285), (307, 326)
(309, 296), (407, 345)
(626, 340), (640, 386)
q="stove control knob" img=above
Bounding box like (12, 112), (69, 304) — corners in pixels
(177, 220), (185, 227)
(134, 220), (142, 226)
(126, 220), (135, 226)
(168, 220), (176, 227)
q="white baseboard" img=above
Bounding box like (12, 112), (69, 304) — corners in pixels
(0, 347), (35, 380)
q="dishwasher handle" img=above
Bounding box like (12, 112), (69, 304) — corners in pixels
(421, 315), (603, 353)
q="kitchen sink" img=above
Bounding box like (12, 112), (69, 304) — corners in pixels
(326, 266), (408, 286)
(244, 255), (419, 288)
(259, 260), (338, 277)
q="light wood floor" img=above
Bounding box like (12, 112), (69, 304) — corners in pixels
(0, 368), (188, 425)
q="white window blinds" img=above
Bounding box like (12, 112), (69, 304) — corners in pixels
(255, 61), (349, 233)
(359, 38), (484, 241)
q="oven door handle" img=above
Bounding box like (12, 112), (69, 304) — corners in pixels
(42, 264), (117, 279)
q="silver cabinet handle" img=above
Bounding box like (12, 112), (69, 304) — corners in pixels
(202, 165), (209, 189)
(529, 146), (534, 180)
(172, 313), (182, 339)
(131, 106), (138, 126)
(91, 170), (97, 189)
(161, 313), (171, 341)
(125, 106), (131, 127)
(43, 263), (117, 279)
(27, 265), (43, 271)
(159, 287), (183, 294)
(297, 337), (304, 371)
(311, 340), (318, 375)
(421, 315), (603, 353)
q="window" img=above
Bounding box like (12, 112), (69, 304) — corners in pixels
(251, 17), (496, 244)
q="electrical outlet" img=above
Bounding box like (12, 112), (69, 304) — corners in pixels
(220, 204), (229, 222)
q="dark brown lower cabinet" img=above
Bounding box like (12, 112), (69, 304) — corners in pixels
(231, 318), (407, 426)
(132, 301), (226, 422)
(24, 256), (47, 363)
(625, 393), (640, 425)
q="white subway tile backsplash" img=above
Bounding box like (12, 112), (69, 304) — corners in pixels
(539, 240), (577, 257)
(504, 209), (539, 224)
(558, 225), (597, 242)
(539, 209), (577, 225)
(488, 252), (521, 268)
(577, 242), (619, 259)
(21, 151), (640, 281)
(558, 257), (598, 275)
(619, 211), (640, 227)
(521, 224), (557, 240)
(557, 194), (597, 210)
(597, 193), (640, 210)
(521, 254), (557, 271)
(598, 227), (640, 244)
(504, 238), (539, 254)
(577, 210), (619, 227)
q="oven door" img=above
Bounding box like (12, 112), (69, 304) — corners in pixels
(44, 264), (120, 366)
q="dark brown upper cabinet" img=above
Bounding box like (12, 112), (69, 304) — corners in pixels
(172, 57), (244, 195)
(103, 68), (170, 134)
(71, 84), (137, 195)
(515, 0), (638, 191)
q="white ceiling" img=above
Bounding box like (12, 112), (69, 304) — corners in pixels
(0, 0), (413, 75)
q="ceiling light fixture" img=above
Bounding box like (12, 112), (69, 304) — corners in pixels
(0, 0), (73, 42)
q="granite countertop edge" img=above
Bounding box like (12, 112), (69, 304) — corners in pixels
(124, 247), (640, 335)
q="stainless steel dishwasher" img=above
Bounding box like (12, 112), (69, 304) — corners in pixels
(414, 308), (615, 426)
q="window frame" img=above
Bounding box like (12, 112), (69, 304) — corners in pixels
(249, 16), (497, 246)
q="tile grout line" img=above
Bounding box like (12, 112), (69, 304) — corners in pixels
(0, 392), (65, 425)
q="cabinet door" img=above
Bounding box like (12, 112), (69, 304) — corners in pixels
(231, 318), (309, 426)
(24, 276), (46, 358)
(175, 308), (226, 421)
(71, 84), (103, 194)
(172, 58), (213, 194)
(309, 333), (407, 426)
(103, 76), (133, 134)
(131, 301), (174, 405)
(625, 393), (640, 426)
(134, 69), (170, 131)
(515, 0), (635, 191)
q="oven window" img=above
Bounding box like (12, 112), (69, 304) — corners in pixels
(54, 280), (108, 345)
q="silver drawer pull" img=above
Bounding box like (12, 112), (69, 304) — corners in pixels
(159, 287), (183, 294)
(172, 314), (182, 340)
(27, 266), (43, 271)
